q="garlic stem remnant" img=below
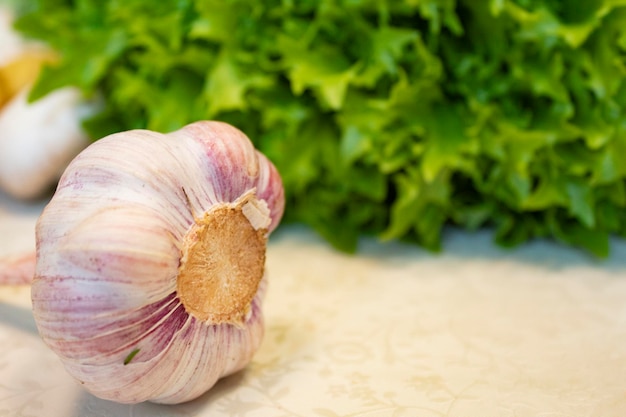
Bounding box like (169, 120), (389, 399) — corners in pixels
(32, 121), (284, 404)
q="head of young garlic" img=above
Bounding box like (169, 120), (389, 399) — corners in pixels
(31, 121), (285, 404)
(0, 5), (97, 200)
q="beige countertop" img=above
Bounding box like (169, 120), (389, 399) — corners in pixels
(1, 193), (626, 416)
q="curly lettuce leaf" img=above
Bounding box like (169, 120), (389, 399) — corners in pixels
(13, 0), (626, 256)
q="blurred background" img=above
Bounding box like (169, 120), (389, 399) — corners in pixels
(2, 0), (626, 257)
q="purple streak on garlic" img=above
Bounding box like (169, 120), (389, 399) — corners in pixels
(31, 121), (284, 404)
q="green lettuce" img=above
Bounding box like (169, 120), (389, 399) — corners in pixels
(12, 0), (626, 256)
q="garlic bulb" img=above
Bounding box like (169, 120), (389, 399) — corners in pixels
(31, 121), (285, 404)
(0, 87), (96, 200)
(0, 5), (95, 200)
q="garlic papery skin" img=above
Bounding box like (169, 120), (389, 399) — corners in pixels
(31, 121), (285, 404)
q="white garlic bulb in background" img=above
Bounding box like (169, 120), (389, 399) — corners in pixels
(32, 121), (285, 404)
(0, 87), (97, 200)
(0, 5), (95, 200)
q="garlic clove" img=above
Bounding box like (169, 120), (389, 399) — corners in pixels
(0, 252), (36, 285)
(32, 121), (284, 404)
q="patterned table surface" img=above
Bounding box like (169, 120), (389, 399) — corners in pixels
(1, 193), (626, 417)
